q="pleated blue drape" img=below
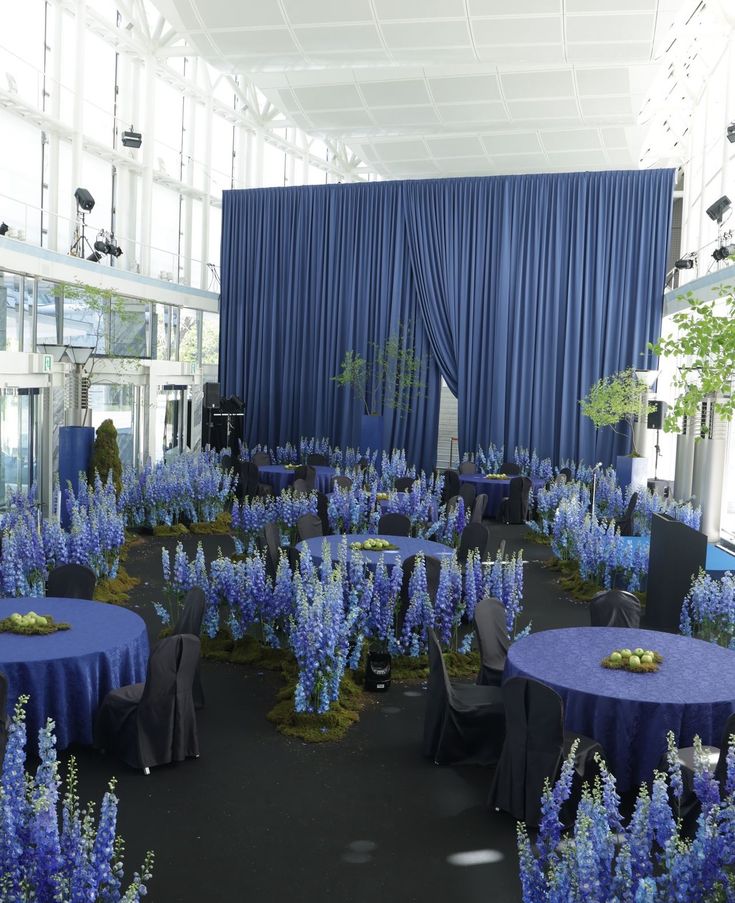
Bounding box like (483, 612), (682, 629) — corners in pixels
(220, 169), (673, 469)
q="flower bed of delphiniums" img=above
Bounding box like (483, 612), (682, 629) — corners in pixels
(0, 698), (154, 901)
(157, 539), (527, 718)
(517, 731), (735, 902)
(680, 570), (735, 649)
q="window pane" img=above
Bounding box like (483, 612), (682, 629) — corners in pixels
(179, 308), (199, 364)
(0, 271), (23, 352)
(36, 280), (62, 346)
(63, 285), (109, 353)
(201, 312), (219, 365)
(110, 297), (149, 358)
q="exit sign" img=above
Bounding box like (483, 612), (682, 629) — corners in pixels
(42, 354), (53, 372)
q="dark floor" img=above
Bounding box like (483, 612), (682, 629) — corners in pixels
(64, 523), (590, 903)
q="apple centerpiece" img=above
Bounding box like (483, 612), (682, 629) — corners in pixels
(0, 611), (71, 636)
(350, 538), (400, 552)
(601, 646), (663, 673)
(375, 492), (390, 501)
(484, 473), (508, 480)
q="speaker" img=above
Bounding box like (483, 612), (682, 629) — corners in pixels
(364, 652), (392, 692)
(647, 400), (667, 430)
(204, 382), (220, 410)
(74, 187), (95, 212)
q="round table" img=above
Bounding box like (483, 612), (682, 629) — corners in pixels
(258, 464), (335, 495)
(459, 475), (546, 518)
(506, 627), (735, 790)
(298, 533), (454, 568)
(0, 597), (149, 751)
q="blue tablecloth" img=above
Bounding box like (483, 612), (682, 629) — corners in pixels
(0, 597), (149, 751)
(506, 627), (735, 790)
(459, 475), (546, 518)
(299, 533), (454, 568)
(258, 464), (335, 495)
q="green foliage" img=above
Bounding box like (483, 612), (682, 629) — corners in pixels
(88, 418), (123, 493)
(649, 281), (735, 434)
(579, 368), (652, 455)
(333, 323), (426, 417)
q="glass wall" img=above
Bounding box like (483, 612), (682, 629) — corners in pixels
(0, 389), (38, 504)
(0, 272), (23, 352)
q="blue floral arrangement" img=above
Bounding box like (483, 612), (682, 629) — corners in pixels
(517, 732), (735, 902)
(0, 698), (154, 900)
(680, 570), (735, 649)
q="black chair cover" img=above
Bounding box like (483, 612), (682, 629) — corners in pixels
(498, 476), (532, 524)
(332, 476), (353, 491)
(292, 478), (310, 495)
(559, 467), (572, 483)
(247, 462), (273, 498)
(171, 587), (206, 709)
(46, 563), (97, 600)
(445, 495), (460, 515)
(0, 671), (7, 763)
(94, 634), (200, 772)
(457, 523), (490, 565)
(220, 453), (233, 472)
(471, 493), (487, 524)
(378, 513), (411, 536)
(264, 522), (282, 579)
(442, 469), (460, 505)
(251, 452), (271, 467)
(488, 677), (604, 826)
(459, 483), (476, 509)
(500, 462), (521, 475)
(459, 460), (478, 475)
(589, 589), (641, 628)
(316, 491), (330, 535)
(615, 492), (638, 537)
(423, 629), (505, 765)
(296, 514), (323, 542)
(306, 454), (329, 466)
(394, 476), (414, 492)
(473, 596), (510, 686)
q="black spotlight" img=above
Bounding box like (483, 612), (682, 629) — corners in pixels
(94, 238), (108, 254)
(727, 122), (735, 145)
(86, 250), (103, 262)
(364, 651), (392, 692)
(74, 187), (95, 212)
(122, 127), (142, 149)
(712, 244), (735, 262)
(674, 256), (696, 269)
(0, 222), (8, 236)
(705, 195), (731, 223)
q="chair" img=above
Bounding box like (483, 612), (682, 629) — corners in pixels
(459, 482), (476, 510)
(293, 478), (310, 495)
(0, 672), (8, 763)
(46, 563), (97, 600)
(445, 495), (460, 515)
(94, 634), (200, 774)
(316, 491), (330, 535)
(498, 476), (532, 524)
(500, 462), (521, 475)
(171, 587), (206, 709)
(558, 467), (573, 483)
(306, 453), (329, 466)
(377, 513), (411, 537)
(394, 476), (414, 493)
(220, 452), (233, 472)
(589, 589), (641, 628)
(459, 460), (477, 475)
(615, 492), (638, 537)
(471, 493), (487, 524)
(251, 451), (271, 467)
(423, 629), (505, 766)
(245, 462), (274, 499)
(441, 469), (460, 505)
(473, 596), (510, 687)
(294, 465), (316, 491)
(357, 457), (369, 472)
(457, 523), (490, 565)
(488, 677), (605, 826)
(332, 476), (353, 491)
(263, 522), (283, 579)
(296, 514), (323, 542)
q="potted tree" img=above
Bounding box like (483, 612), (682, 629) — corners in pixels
(333, 325), (426, 455)
(580, 368), (653, 489)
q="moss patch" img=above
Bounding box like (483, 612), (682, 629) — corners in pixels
(152, 523), (190, 537)
(267, 672), (364, 743)
(388, 650), (480, 681)
(189, 512), (232, 535)
(94, 566), (140, 605)
(525, 529), (551, 545)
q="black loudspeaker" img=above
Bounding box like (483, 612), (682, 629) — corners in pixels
(204, 382), (220, 409)
(74, 187), (95, 212)
(647, 400), (667, 430)
(364, 652), (392, 692)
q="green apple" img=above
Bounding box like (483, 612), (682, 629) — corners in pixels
(645, 650), (655, 658)
(620, 648), (632, 657)
(10, 613), (21, 623)
(35, 616), (47, 627)
(628, 654), (641, 667)
(634, 647), (645, 656)
(640, 653), (653, 664)
(610, 652), (622, 662)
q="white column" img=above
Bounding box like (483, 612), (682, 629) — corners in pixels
(138, 54), (156, 276)
(199, 87), (213, 290)
(69, 0), (87, 247)
(254, 130), (264, 187)
(46, 8), (64, 251)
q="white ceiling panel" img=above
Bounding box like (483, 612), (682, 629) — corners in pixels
(152, 0), (687, 178)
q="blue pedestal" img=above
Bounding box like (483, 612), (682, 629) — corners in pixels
(360, 414), (384, 459)
(616, 455), (648, 491)
(59, 426), (94, 526)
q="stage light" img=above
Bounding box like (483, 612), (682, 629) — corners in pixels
(705, 195), (731, 223)
(74, 187), (95, 212)
(712, 243), (735, 262)
(0, 222), (7, 236)
(674, 255), (696, 269)
(728, 122), (735, 144)
(121, 126), (142, 149)
(94, 238), (108, 253)
(86, 251), (103, 262)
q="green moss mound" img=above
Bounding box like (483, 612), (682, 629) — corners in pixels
(152, 523), (190, 537)
(525, 528), (551, 545)
(388, 650), (480, 681)
(88, 419), (122, 493)
(94, 566), (139, 605)
(267, 672), (364, 743)
(189, 512), (232, 535)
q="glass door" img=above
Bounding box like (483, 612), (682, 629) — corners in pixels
(0, 388), (39, 505)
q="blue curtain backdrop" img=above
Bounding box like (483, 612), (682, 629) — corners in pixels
(219, 182), (441, 472)
(220, 168), (673, 468)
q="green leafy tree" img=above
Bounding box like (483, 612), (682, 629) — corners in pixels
(649, 279), (735, 434)
(88, 418), (123, 493)
(580, 368), (653, 456)
(333, 324), (426, 417)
